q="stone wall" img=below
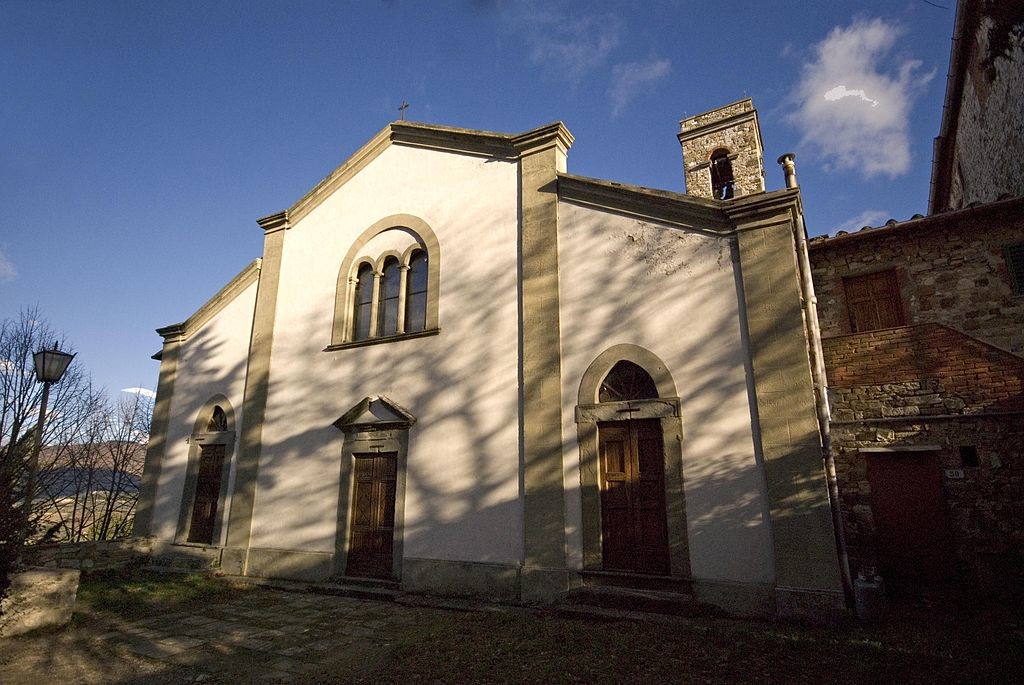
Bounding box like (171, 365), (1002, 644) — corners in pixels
(951, 5), (1024, 208)
(19, 537), (154, 573)
(831, 414), (1024, 592)
(822, 325), (1024, 592)
(810, 199), (1024, 356)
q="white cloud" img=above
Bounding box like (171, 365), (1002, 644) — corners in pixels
(834, 209), (890, 233)
(121, 387), (156, 399)
(787, 18), (934, 178)
(504, 4), (621, 80)
(0, 248), (15, 283)
(823, 85), (879, 108)
(608, 58), (671, 117)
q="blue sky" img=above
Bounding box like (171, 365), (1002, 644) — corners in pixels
(1, 0), (957, 398)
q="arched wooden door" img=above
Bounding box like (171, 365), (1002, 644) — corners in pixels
(596, 361), (670, 575)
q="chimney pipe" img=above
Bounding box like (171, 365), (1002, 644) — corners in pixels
(777, 152), (798, 189)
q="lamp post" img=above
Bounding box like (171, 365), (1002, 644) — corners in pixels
(22, 342), (76, 516)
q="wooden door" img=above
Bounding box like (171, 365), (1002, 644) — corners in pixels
(867, 452), (957, 592)
(187, 443), (225, 544)
(599, 420), (670, 575)
(346, 453), (397, 579)
(844, 270), (905, 332)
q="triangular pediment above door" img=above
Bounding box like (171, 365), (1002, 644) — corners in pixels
(333, 395), (417, 432)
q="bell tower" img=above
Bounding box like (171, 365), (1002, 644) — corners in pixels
(678, 98), (765, 200)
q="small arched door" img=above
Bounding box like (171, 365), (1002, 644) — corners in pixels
(186, 405), (231, 545)
(597, 361), (670, 575)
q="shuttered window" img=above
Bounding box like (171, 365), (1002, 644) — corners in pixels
(843, 269), (905, 333)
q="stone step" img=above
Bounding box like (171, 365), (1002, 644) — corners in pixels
(325, 575), (400, 591)
(209, 573), (402, 602)
(562, 585), (697, 617)
(581, 569), (691, 594)
(312, 581), (400, 602)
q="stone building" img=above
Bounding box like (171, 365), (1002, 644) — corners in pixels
(134, 99), (847, 619)
(809, 0), (1024, 595)
(929, 0), (1024, 212)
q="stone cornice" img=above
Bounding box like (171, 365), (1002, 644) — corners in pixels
(723, 187), (801, 230)
(262, 121), (577, 228)
(256, 211), (290, 233)
(511, 122), (574, 156)
(390, 121), (520, 158)
(678, 98), (760, 142)
(557, 172), (732, 234)
(156, 259), (262, 341)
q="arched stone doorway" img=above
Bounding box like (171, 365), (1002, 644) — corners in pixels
(576, 346), (691, 581)
(176, 397), (236, 546)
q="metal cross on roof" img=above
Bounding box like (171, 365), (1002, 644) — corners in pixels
(398, 100), (409, 120)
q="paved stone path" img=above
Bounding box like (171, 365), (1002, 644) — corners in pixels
(0, 587), (446, 684)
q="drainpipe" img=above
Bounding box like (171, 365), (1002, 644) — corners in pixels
(779, 153), (854, 604)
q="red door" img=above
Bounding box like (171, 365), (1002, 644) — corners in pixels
(866, 452), (957, 591)
(599, 420), (670, 575)
(346, 453), (397, 579)
(187, 444), (225, 544)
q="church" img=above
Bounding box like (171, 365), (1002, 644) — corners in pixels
(133, 99), (846, 619)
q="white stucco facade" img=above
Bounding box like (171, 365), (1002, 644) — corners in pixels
(251, 145), (523, 563)
(136, 117), (844, 618)
(148, 277), (257, 543)
(556, 202), (775, 585)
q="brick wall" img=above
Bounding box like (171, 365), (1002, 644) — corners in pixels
(809, 199), (1024, 356)
(823, 323), (1024, 416)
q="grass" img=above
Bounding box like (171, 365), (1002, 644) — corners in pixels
(75, 568), (252, 622)
(348, 605), (1024, 684)
(70, 570), (1024, 684)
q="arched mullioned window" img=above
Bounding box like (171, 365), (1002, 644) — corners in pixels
(404, 250), (428, 333)
(709, 149), (735, 200)
(332, 215), (441, 348)
(352, 263), (375, 341)
(377, 256), (402, 337)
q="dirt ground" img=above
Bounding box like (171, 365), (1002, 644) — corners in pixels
(2, 580), (1022, 684)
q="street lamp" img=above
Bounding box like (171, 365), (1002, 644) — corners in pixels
(23, 342), (76, 515)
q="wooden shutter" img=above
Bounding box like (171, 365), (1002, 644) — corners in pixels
(843, 270), (905, 333)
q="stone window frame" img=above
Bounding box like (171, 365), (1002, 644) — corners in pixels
(1004, 242), (1024, 297)
(175, 395), (237, 547)
(574, 343), (692, 579)
(328, 214), (441, 350)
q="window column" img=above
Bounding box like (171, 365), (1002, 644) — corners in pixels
(369, 268), (383, 337)
(396, 264), (411, 334)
